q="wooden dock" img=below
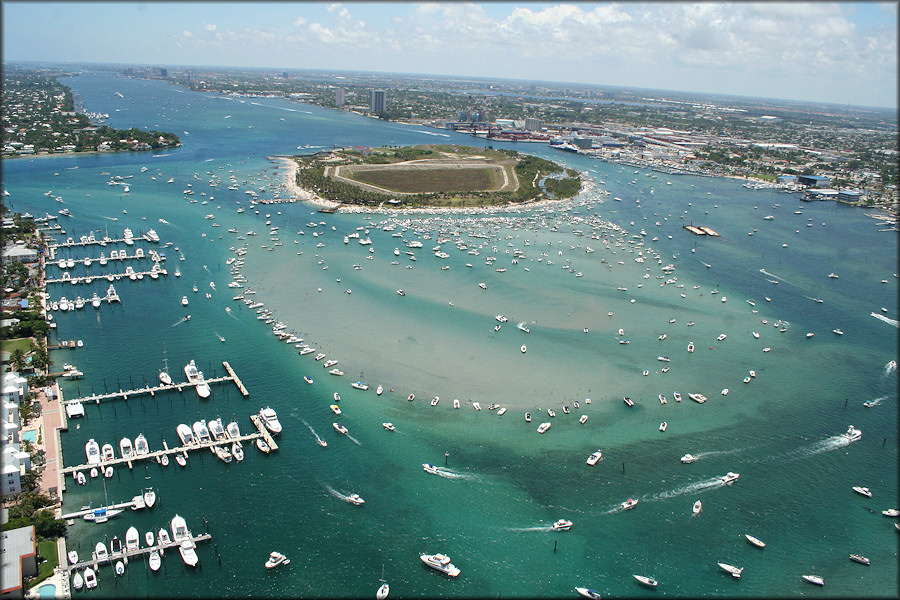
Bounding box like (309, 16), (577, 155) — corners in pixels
(249, 415), (278, 451)
(46, 268), (167, 285)
(60, 497), (145, 520)
(64, 531), (212, 573)
(60, 362), (245, 407)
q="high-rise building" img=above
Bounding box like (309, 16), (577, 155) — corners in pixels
(524, 118), (542, 132)
(335, 88), (345, 107)
(370, 90), (386, 113)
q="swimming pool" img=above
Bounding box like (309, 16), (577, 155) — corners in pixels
(36, 583), (55, 598)
(21, 430), (36, 443)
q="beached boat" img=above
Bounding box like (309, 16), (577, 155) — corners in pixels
(420, 553), (460, 577)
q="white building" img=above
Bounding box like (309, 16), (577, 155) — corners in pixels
(1, 373), (30, 498)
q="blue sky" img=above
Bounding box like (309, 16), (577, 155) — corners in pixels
(3, 2), (897, 108)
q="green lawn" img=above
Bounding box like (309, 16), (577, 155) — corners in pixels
(3, 338), (33, 355)
(352, 166), (497, 193)
(32, 539), (58, 586)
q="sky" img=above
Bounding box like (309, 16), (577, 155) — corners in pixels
(2, 2), (897, 108)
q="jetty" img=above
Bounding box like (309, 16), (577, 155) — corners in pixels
(45, 268), (167, 285)
(62, 531), (212, 574)
(60, 497), (146, 520)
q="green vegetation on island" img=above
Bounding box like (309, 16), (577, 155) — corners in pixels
(294, 145), (582, 208)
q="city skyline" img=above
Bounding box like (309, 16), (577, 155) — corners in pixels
(2, 1), (897, 109)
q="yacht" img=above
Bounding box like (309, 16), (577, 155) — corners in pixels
(852, 486), (872, 498)
(801, 574), (824, 586)
(143, 487), (156, 508)
(347, 494), (365, 505)
(81, 438), (102, 465)
(226, 421), (241, 439)
(192, 420), (212, 443)
(84, 568), (98, 589)
(208, 418), (226, 440)
(717, 562), (743, 578)
(681, 454), (697, 463)
(420, 553), (460, 577)
(119, 437), (134, 458)
(109, 536), (122, 556)
(259, 407), (282, 434)
(84, 506), (123, 522)
(170, 514), (189, 542)
(423, 463), (440, 475)
(849, 554), (870, 566)
(721, 472), (740, 485)
(333, 422), (348, 435)
(179, 540), (199, 567)
(537, 422), (552, 434)
(177, 423), (195, 445)
(575, 588), (603, 600)
(633, 575), (658, 587)
(621, 498), (639, 510)
(551, 519), (573, 531)
(195, 370), (211, 398)
(844, 425), (862, 442)
(134, 433), (150, 455)
(265, 551), (290, 569)
(125, 526), (140, 552)
(744, 534), (766, 548)
(184, 359), (201, 383)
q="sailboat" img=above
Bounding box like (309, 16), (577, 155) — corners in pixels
(159, 345), (172, 385)
(376, 564), (389, 599)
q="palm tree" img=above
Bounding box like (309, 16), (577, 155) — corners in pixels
(10, 349), (26, 372)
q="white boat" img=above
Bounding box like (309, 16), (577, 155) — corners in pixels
(143, 487), (157, 508)
(231, 442), (244, 461)
(552, 519), (573, 531)
(259, 406), (282, 434)
(586, 450), (603, 466)
(420, 553), (460, 577)
(145, 530), (155, 547)
(882, 508), (900, 517)
(158, 528), (171, 550)
(265, 551), (290, 569)
(95, 541), (109, 561)
(802, 574), (824, 586)
(659, 421), (668, 432)
(681, 454), (697, 463)
(717, 333), (727, 341)
(159, 369), (173, 385)
(376, 385), (383, 395)
(84, 567), (97, 589)
(214, 445), (233, 463)
(689, 393), (707, 404)
(333, 422), (348, 435)
(177, 423), (195, 445)
(853, 486), (872, 498)
(849, 554), (871, 566)
(68, 549), (79, 565)
(633, 574), (657, 587)
(75, 471), (86, 485)
(377, 581), (389, 600)
(718, 562), (743, 578)
(114, 559), (125, 576)
(134, 433), (149, 455)
(347, 493), (365, 505)
(575, 587), (603, 599)
(85, 438), (101, 464)
(101, 443), (115, 461)
(744, 534), (766, 548)
(194, 370), (211, 398)
(621, 498), (639, 510)
(256, 438), (271, 453)
(579, 414), (588, 424)
(226, 421), (240, 439)
(623, 396), (634, 407)
(125, 526), (140, 551)
(149, 549), (162, 571)
(72, 571), (84, 590)
(175, 454), (187, 467)
(208, 418), (226, 440)
(721, 472), (740, 485)
(184, 359), (201, 383)
(423, 463), (440, 475)
(537, 422), (551, 434)
(351, 381), (369, 390)
(179, 540), (199, 566)
(171, 514), (189, 542)
(383, 423), (395, 431)
(693, 500), (702, 514)
(845, 425), (862, 442)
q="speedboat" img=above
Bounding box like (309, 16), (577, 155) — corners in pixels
(882, 508), (900, 517)
(717, 562), (743, 578)
(849, 554), (870, 565)
(420, 553), (460, 577)
(623, 397), (634, 407)
(659, 422), (668, 432)
(84, 568), (97, 589)
(845, 425), (862, 442)
(633, 574), (657, 587)
(329, 404), (342, 415)
(621, 498), (639, 510)
(177, 423), (195, 445)
(347, 494), (365, 505)
(587, 450), (603, 465)
(575, 587), (603, 599)
(423, 463), (440, 475)
(134, 433), (149, 455)
(689, 393), (707, 403)
(170, 514), (189, 542)
(744, 534), (766, 548)
(693, 500), (702, 514)
(853, 486), (872, 498)
(333, 422), (348, 435)
(179, 540), (199, 567)
(84, 506), (123, 523)
(721, 472), (740, 485)
(579, 414), (588, 424)
(259, 407), (282, 434)
(551, 519), (573, 531)
(85, 439), (101, 464)
(801, 574), (824, 586)
(537, 422), (551, 434)
(383, 423), (395, 431)
(376, 385), (383, 395)
(109, 536), (122, 555)
(681, 454), (697, 463)
(265, 551), (290, 569)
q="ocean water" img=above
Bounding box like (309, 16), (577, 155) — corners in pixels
(3, 71), (898, 598)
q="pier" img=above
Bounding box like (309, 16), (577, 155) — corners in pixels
(63, 531), (212, 574)
(60, 498), (146, 520)
(45, 268), (167, 285)
(249, 415), (278, 451)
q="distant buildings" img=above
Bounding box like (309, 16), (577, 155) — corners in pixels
(524, 118), (542, 132)
(798, 175), (830, 188)
(1, 372), (32, 498)
(369, 90), (386, 113)
(335, 87), (345, 107)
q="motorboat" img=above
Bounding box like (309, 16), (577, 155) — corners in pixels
(175, 454), (187, 467)
(184, 359), (201, 383)
(149, 549), (162, 571)
(587, 450), (603, 465)
(145, 530), (155, 547)
(159, 369), (173, 385)
(721, 472), (740, 485)
(420, 553), (460, 577)
(170, 514), (189, 542)
(101, 443), (115, 461)
(84, 506), (123, 522)
(525, 412), (531, 422)
(259, 406), (282, 434)
(351, 381), (369, 390)
(658, 394), (667, 404)
(177, 423), (195, 445)
(537, 422), (551, 434)
(333, 392), (341, 402)
(333, 422), (348, 435)
(575, 587), (603, 599)
(84, 567), (97, 589)
(687, 341), (694, 352)
(423, 463), (440, 475)
(689, 393), (707, 404)
(801, 574), (824, 586)
(85, 439), (101, 464)
(621, 498), (638, 510)
(256, 438), (271, 453)
(143, 487), (157, 508)
(347, 494), (365, 505)
(75, 471), (86, 485)
(882, 508), (900, 517)
(158, 528), (171, 550)
(226, 421), (241, 439)
(659, 422), (668, 432)
(134, 433), (150, 455)
(265, 551), (290, 569)
(681, 454), (697, 463)
(194, 370), (211, 398)
(845, 425), (862, 442)
(72, 571), (84, 590)
(717, 333), (727, 341)
(214, 445), (233, 463)
(125, 526), (140, 551)
(551, 519), (573, 531)
(208, 418), (226, 440)
(303, 376), (313, 384)
(179, 540), (199, 567)
(453, 398), (460, 409)
(109, 536), (123, 555)
(68, 549), (79, 565)
(623, 397), (634, 407)
(231, 442), (244, 461)
(330, 404), (342, 415)
(849, 554), (870, 565)
(431, 397), (440, 406)
(579, 414), (588, 424)
(376, 385), (383, 395)
(717, 562), (743, 578)
(744, 534), (766, 548)
(95, 541), (109, 562)
(693, 500), (702, 514)
(853, 486), (872, 498)
(633, 574), (657, 587)
(383, 423), (395, 431)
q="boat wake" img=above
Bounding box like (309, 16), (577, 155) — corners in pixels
(886, 361), (898, 375)
(225, 307), (240, 320)
(769, 434), (853, 462)
(301, 420), (326, 446)
(202, 265), (211, 273)
(345, 434), (362, 446)
(323, 484), (358, 504)
(171, 316), (190, 326)
(689, 447), (753, 461)
(214, 333), (225, 342)
(413, 129), (450, 138)
(158, 218), (170, 224)
(507, 525), (557, 532)
(429, 466), (476, 480)
(864, 395), (887, 407)
(759, 268), (790, 283)
(871, 313), (899, 327)
(100, 215), (118, 221)
(641, 476), (730, 503)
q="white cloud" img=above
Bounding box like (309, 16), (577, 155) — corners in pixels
(205, 23), (216, 32)
(181, 30), (193, 38)
(293, 17), (306, 27)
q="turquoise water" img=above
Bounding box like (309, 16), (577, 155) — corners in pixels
(2, 71), (897, 598)
(36, 583), (55, 598)
(22, 430), (36, 443)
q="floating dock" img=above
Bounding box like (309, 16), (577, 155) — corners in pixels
(63, 531), (212, 573)
(45, 268), (167, 285)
